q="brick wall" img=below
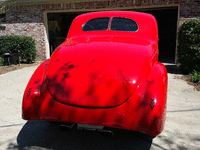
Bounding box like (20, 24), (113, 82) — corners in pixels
(0, 4), (46, 60)
(0, 0), (199, 60)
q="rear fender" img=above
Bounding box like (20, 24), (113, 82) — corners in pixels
(22, 60), (49, 120)
(139, 62), (167, 135)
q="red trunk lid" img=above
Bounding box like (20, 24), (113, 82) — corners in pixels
(47, 40), (153, 108)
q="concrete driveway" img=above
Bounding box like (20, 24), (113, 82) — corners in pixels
(0, 63), (200, 150)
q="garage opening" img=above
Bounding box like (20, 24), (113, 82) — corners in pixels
(47, 7), (178, 63)
(47, 12), (83, 55)
(133, 7), (179, 63)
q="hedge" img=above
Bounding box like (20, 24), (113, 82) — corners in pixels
(0, 57), (3, 66)
(0, 35), (36, 63)
(178, 19), (200, 74)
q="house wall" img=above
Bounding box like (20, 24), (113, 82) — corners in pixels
(0, 0), (199, 60)
(0, 5), (46, 60)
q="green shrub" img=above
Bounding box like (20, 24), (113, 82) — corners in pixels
(190, 70), (200, 83)
(19, 36), (36, 63)
(0, 36), (20, 54)
(178, 19), (200, 74)
(0, 35), (36, 63)
(0, 57), (4, 66)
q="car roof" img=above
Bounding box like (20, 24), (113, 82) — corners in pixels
(67, 11), (158, 41)
(77, 11), (153, 19)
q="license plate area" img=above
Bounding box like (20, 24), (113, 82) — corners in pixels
(77, 124), (103, 131)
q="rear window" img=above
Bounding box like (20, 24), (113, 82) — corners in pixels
(110, 17), (138, 32)
(82, 17), (110, 31)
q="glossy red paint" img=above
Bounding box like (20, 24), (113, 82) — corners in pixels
(22, 11), (167, 136)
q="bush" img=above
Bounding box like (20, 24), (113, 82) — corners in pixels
(190, 70), (200, 83)
(178, 19), (200, 74)
(0, 57), (4, 66)
(19, 36), (37, 63)
(0, 35), (36, 63)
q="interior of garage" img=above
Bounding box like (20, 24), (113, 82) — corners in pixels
(139, 7), (179, 63)
(47, 6), (178, 63)
(47, 12), (82, 55)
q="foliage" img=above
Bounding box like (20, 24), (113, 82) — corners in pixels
(0, 35), (36, 63)
(190, 70), (200, 83)
(0, 0), (6, 13)
(0, 0), (16, 14)
(178, 19), (200, 74)
(0, 57), (3, 66)
(19, 36), (37, 62)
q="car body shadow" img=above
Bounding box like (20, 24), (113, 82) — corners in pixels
(17, 121), (152, 150)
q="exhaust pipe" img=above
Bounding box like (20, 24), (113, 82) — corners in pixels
(101, 128), (114, 137)
(58, 123), (75, 131)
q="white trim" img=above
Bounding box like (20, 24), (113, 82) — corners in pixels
(175, 5), (180, 64)
(43, 11), (50, 59)
(44, 4), (179, 14)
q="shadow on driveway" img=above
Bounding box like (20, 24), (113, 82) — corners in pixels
(14, 121), (152, 150)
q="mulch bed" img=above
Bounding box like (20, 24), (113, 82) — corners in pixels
(0, 62), (40, 75)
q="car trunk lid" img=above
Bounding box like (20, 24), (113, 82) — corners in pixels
(46, 41), (153, 108)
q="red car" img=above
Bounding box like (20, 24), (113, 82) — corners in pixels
(22, 11), (167, 137)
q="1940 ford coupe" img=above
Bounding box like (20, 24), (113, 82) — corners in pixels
(22, 11), (167, 136)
